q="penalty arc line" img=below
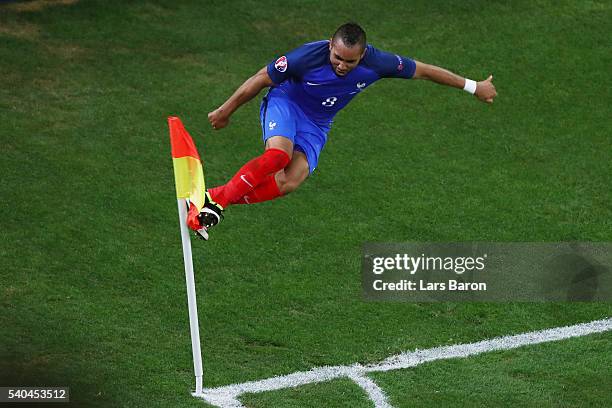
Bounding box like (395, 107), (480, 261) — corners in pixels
(197, 317), (612, 407)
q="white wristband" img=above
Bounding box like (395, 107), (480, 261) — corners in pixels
(463, 78), (477, 95)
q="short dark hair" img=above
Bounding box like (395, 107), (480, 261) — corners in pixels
(332, 22), (366, 50)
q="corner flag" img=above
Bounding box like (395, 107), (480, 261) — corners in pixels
(169, 116), (206, 230)
(168, 116), (205, 396)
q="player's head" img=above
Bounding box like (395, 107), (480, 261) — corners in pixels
(329, 22), (367, 76)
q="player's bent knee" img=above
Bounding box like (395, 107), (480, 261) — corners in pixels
(274, 172), (303, 195)
(274, 150), (309, 195)
(282, 180), (300, 194)
(275, 175), (293, 195)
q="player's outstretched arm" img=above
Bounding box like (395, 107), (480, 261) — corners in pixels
(413, 61), (497, 104)
(208, 66), (274, 130)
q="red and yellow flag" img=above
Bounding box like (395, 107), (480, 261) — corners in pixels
(168, 116), (205, 230)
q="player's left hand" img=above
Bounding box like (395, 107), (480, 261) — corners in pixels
(475, 75), (497, 104)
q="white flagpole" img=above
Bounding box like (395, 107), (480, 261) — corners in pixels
(176, 198), (204, 396)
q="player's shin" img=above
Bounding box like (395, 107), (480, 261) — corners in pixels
(233, 174), (282, 204)
(213, 148), (290, 208)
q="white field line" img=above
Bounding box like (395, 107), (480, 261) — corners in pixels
(347, 372), (393, 408)
(196, 318), (612, 407)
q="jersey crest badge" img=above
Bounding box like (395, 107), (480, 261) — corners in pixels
(274, 56), (288, 73)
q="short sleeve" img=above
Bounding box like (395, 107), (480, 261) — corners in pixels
(266, 41), (327, 84)
(267, 55), (292, 84)
(266, 47), (304, 84)
(364, 45), (416, 79)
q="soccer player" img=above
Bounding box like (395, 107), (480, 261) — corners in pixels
(193, 22), (497, 240)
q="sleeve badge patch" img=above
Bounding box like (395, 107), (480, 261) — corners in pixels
(275, 56), (288, 73)
(396, 55), (404, 71)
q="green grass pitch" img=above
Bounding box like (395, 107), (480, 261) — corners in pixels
(1, 0), (611, 406)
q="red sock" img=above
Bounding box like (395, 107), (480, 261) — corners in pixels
(208, 185), (225, 205)
(233, 174), (282, 204)
(212, 148), (290, 208)
(210, 174), (283, 205)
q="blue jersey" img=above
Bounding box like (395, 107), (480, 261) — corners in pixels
(266, 40), (416, 128)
